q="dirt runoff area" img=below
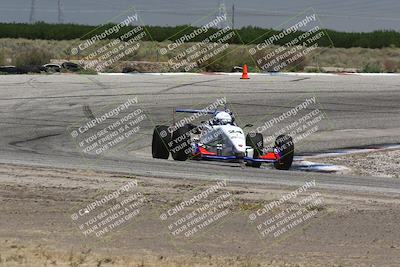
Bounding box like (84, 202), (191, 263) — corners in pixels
(312, 148), (400, 178)
(0, 163), (400, 267)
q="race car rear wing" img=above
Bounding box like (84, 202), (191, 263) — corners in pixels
(173, 108), (219, 127)
(175, 108), (217, 115)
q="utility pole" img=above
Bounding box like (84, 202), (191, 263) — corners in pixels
(58, 0), (64, 23)
(29, 0), (36, 24)
(232, 2), (235, 29)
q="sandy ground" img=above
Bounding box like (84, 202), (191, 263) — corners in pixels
(0, 163), (400, 267)
(1, 74), (400, 266)
(312, 149), (400, 178)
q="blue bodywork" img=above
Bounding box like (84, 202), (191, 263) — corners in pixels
(199, 154), (277, 163)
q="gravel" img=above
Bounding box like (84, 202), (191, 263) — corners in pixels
(314, 149), (400, 178)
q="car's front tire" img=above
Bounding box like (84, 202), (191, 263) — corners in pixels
(171, 124), (192, 161)
(152, 125), (170, 159)
(274, 135), (294, 170)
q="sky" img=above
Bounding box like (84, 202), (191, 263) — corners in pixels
(1, 0), (399, 32)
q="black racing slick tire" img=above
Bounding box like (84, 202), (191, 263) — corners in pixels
(246, 132), (263, 168)
(171, 124), (192, 161)
(274, 135), (294, 170)
(152, 125), (170, 159)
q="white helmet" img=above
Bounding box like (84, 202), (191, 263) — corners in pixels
(214, 111), (232, 125)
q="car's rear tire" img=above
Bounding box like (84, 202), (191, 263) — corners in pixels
(152, 125), (170, 159)
(246, 133), (263, 168)
(171, 124), (192, 161)
(274, 135), (294, 170)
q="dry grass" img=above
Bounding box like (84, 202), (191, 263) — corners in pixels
(315, 46), (400, 72)
(0, 38), (73, 65)
(0, 38), (399, 72)
(0, 242), (326, 267)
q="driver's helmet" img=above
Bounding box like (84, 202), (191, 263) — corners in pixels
(213, 111), (232, 125)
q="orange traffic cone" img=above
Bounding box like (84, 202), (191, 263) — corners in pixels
(240, 64), (249, 79)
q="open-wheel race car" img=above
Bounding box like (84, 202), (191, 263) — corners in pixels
(151, 108), (294, 170)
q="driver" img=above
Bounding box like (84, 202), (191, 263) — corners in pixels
(213, 111), (234, 125)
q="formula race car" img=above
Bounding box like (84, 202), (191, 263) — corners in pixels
(151, 108), (294, 170)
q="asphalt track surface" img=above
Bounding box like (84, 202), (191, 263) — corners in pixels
(1, 74), (399, 195)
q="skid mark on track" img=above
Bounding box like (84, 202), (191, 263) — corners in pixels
(82, 104), (96, 120)
(85, 76), (109, 90)
(289, 77), (311, 82)
(1, 88), (400, 101)
(158, 78), (220, 93)
(9, 133), (61, 147)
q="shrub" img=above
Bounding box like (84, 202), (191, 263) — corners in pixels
(382, 59), (398, 73)
(286, 54), (308, 72)
(0, 49), (4, 65)
(15, 47), (54, 67)
(0, 23), (399, 48)
(361, 62), (382, 73)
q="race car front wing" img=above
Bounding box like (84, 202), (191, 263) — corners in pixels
(193, 147), (280, 163)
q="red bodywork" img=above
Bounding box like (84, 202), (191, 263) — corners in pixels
(195, 146), (279, 160)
